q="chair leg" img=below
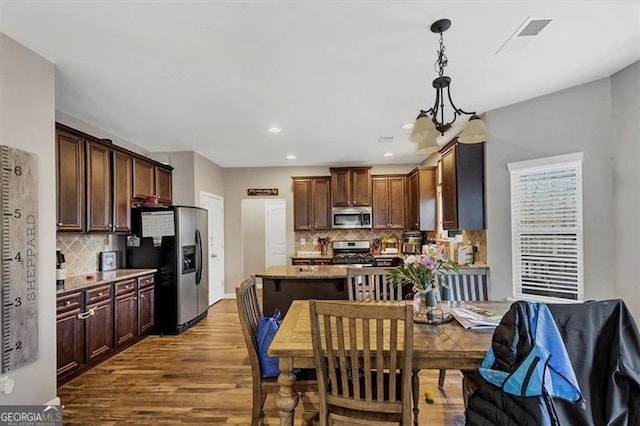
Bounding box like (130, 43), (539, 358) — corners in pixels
(412, 369), (420, 426)
(252, 386), (266, 426)
(438, 369), (446, 389)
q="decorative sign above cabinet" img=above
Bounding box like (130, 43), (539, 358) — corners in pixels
(247, 188), (278, 196)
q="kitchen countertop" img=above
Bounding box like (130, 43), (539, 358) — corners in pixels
(255, 265), (349, 279)
(290, 255), (334, 260)
(56, 269), (157, 294)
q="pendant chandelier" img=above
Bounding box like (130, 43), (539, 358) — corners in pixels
(410, 19), (489, 154)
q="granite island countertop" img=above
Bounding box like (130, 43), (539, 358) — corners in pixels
(255, 265), (349, 279)
(56, 269), (157, 294)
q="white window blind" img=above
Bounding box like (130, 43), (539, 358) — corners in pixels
(508, 153), (584, 302)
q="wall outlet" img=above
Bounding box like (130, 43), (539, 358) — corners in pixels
(300, 238), (306, 245)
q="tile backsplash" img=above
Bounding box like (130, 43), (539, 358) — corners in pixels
(57, 234), (125, 277)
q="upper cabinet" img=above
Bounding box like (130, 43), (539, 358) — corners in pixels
(55, 123), (173, 233)
(292, 177), (331, 231)
(372, 175), (406, 229)
(406, 167), (437, 231)
(132, 157), (173, 205)
(440, 140), (485, 230)
(330, 167), (372, 207)
(112, 151), (132, 233)
(86, 141), (113, 232)
(56, 129), (85, 232)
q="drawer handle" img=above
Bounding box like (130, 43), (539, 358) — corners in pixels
(140, 294), (144, 299)
(65, 301), (71, 306)
(77, 308), (95, 320)
(97, 292), (104, 297)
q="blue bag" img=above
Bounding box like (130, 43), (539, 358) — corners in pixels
(256, 309), (282, 378)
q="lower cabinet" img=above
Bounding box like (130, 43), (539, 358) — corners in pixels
(57, 273), (156, 385)
(291, 258), (333, 266)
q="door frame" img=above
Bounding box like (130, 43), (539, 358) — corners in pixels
(199, 191), (224, 306)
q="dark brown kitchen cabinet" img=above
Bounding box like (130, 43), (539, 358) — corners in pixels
(112, 150), (132, 233)
(137, 274), (155, 335)
(56, 129), (85, 232)
(440, 140), (485, 230)
(56, 291), (84, 379)
(114, 279), (137, 347)
(84, 284), (114, 362)
(155, 166), (172, 204)
(330, 167), (372, 207)
(291, 258), (333, 266)
(372, 175), (406, 229)
(132, 157), (155, 201)
(292, 177), (331, 231)
(86, 141), (113, 232)
(406, 167), (437, 231)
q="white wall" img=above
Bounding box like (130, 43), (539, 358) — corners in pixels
(486, 78), (615, 303)
(0, 34), (57, 404)
(611, 61), (640, 321)
(241, 199), (268, 277)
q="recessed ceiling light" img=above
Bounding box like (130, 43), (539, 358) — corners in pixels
(268, 127), (281, 134)
(401, 123), (414, 130)
(286, 155), (296, 160)
(383, 152), (394, 157)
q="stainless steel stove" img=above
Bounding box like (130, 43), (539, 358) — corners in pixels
(331, 240), (375, 266)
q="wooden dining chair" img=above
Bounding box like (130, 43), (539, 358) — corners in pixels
(236, 277), (317, 424)
(309, 300), (413, 425)
(346, 267), (403, 301)
(438, 269), (490, 389)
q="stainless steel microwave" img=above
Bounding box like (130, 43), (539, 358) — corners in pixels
(332, 207), (372, 229)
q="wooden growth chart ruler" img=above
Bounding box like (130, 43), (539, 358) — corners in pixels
(0, 145), (38, 372)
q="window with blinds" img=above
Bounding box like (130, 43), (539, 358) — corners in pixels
(508, 153), (584, 302)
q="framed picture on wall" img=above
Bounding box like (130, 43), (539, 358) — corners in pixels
(99, 251), (118, 272)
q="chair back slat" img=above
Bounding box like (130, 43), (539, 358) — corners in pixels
(310, 300), (413, 424)
(347, 267), (402, 301)
(443, 269), (490, 301)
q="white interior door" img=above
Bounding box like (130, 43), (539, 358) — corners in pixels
(200, 191), (224, 305)
(265, 200), (286, 267)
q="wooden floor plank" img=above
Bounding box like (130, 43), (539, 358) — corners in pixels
(58, 298), (467, 425)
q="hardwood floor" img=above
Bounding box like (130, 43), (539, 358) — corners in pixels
(58, 298), (467, 425)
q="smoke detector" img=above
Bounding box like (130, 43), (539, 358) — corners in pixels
(496, 17), (554, 55)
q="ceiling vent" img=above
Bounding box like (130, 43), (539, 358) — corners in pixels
(496, 17), (554, 55)
(378, 136), (394, 144)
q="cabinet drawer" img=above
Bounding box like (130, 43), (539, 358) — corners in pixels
(138, 274), (155, 289)
(57, 292), (83, 315)
(114, 279), (136, 296)
(85, 284), (112, 304)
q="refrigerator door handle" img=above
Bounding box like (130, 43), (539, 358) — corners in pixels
(195, 229), (203, 285)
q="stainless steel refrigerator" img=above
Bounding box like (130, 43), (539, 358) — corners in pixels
(126, 206), (209, 334)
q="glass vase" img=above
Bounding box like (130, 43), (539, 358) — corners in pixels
(413, 289), (438, 315)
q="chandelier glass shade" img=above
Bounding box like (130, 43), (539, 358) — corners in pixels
(411, 19), (489, 151)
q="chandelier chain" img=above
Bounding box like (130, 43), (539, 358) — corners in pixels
(435, 32), (448, 77)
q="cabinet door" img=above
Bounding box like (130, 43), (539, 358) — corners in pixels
(387, 176), (406, 229)
(132, 157), (155, 200)
(85, 298), (114, 362)
(372, 177), (389, 229)
(407, 170), (419, 230)
(56, 130), (84, 232)
(155, 167), (172, 204)
(331, 169), (350, 206)
(312, 177), (331, 230)
(113, 151), (132, 233)
(86, 141), (112, 232)
(114, 287), (137, 347)
(137, 286), (155, 335)
(351, 168), (372, 206)
(418, 168), (437, 231)
(56, 292), (84, 379)
(293, 179), (312, 231)
(441, 146), (458, 229)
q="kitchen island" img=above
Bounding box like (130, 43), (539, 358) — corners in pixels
(255, 265), (350, 316)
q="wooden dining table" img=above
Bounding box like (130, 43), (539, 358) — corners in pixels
(268, 299), (512, 425)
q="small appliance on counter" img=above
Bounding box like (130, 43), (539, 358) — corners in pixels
(457, 244), (474, 265)
(401, 231), (423, 255)
(56, 248), (67, 286)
